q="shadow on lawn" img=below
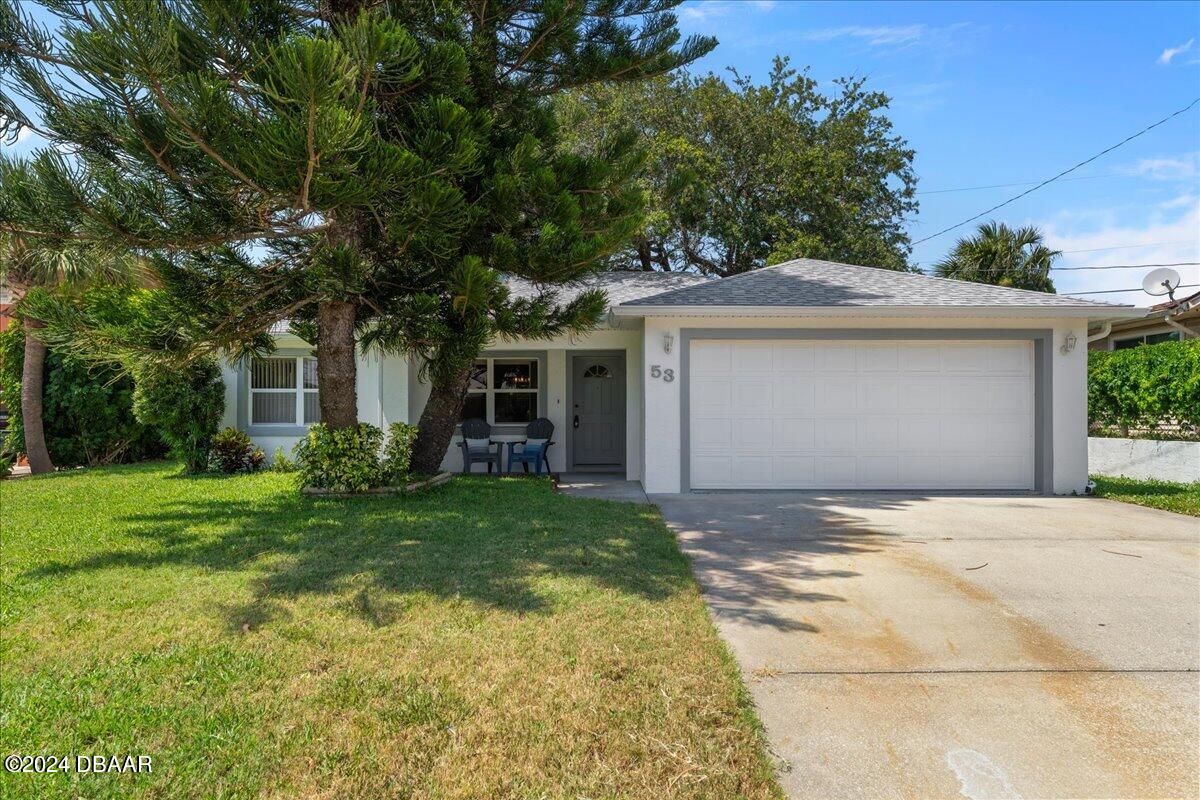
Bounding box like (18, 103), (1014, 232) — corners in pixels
(29, 477), (686, 630)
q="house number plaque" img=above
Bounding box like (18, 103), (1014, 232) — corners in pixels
(649, 365), (675, 382)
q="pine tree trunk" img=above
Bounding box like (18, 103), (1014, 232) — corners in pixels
(410, 365), (472, 475)
(316, 300), (358, 430)
(21, 318), (54, 474)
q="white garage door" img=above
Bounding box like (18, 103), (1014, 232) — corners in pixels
(688, 340), (1035, 490)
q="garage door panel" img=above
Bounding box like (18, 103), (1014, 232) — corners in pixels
(732, 455), (774, 485)
(731, 417), (772, 448)
(815, 456), (857, 485)
(819, 419), (857, 450)
(818, 379), (858, 411)
(689, 340), (1034, 490)
(691, 343), (732, 374)
(692, 417), (731, 449)
(860, 380), (900, 411)
(775, 418), (816, 449)
(859, 417), (900, 449)
(733, 344), (774, 373)
(987, 342), (1031, 373)
(899, 454), (942, 485)
(733, 380), (773, 411)
(988, 377), (1031, 411)
(691, 377), (732, 411)
(773, 379), (815, 411)
(940, 417), (990, 451)
(898, 417), (941, 450)
(691, 455), (732, 485)
(817, 344), (857, 371)
(773, 344), (815, 372)
(859, 343), (900, 372)
(942, 344), (993, 372)
(773, 456), (815, 485)
(897, 379), (942, 412)
(898, 344), (942, 372)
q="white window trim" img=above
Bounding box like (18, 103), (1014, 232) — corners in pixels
(466, 357), (540, 426)
(249, 355), (320, 426)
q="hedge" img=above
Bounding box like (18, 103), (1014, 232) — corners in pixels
(1088, 339), (1200, 438)
(0, 323), (165, 466)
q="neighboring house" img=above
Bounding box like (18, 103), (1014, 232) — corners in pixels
(1087, 289), (1199, 350)
(220, 258), (1131, 495)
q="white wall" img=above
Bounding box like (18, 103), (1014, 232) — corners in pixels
(1089, 437), (1200, 482)
(640, 315), (1091, 495)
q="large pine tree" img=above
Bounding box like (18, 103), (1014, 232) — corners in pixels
(369, 2), (715, 473)
(2, 2), (712, 472)
(1, 0), (486, 430)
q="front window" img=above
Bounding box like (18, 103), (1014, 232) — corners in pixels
(250, 356), (320, 425)
(461, 357), (539, 425)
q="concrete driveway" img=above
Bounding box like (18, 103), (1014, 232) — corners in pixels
(652, 493), (1200, 800)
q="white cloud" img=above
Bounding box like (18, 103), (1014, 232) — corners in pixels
(1158, 38), (1194, 65)
(1039, 199), (1200, 307)
(680, 1), (775, 22)
(804, 24), (930, 47)
(1123, 152), (1199, 181)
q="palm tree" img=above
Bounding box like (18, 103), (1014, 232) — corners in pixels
(934, 222), (1060, 292)
(1, 235), (129, 473)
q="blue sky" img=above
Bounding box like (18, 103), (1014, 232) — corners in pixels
(4, 1), (1199, 307)
(676, 0), (1200, 305)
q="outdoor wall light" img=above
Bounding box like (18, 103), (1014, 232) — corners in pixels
(663, 332), (675, 354)
(1060, 334), (1077, 354)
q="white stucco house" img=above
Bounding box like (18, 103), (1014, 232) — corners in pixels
(219, 258), (1132, 495)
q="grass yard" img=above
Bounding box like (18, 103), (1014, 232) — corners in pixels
(1090, 474), (1200, 517)
(0, 463), (779, 800)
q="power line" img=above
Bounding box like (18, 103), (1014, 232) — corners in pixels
(917, 173), (1121, 195)
(911, 96), (1200, 246)
(1050, 261), (1200, 270)
(1061, 283), (1199, 295)
(1060, 240), (1197, 255)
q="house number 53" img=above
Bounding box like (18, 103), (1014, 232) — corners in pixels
(650, 365), (675, 382)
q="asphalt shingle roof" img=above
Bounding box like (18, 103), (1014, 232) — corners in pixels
(504, 270), (712, 306)
(620, 258), (1127, 309)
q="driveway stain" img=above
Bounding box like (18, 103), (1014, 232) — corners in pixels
(945, 748), (1022, 800)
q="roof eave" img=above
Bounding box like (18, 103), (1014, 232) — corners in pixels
(612, 304), (1137, 320)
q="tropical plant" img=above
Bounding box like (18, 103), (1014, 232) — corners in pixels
(934, 222), (1060, 292)
(210, 427), (265, 474)
(294, 422), (385, 493)
(557, 57), (919, 276)
(0, 320), (163, 467)
(0, 235), (132, 472)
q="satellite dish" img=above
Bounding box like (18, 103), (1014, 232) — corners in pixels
(1142, 267), (1181, 299)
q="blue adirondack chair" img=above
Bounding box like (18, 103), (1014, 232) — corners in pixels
(506, 417), (555, 474)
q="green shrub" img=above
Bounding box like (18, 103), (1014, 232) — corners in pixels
(270, 445), (297, 473)
(1088, 340), (1200, 437)
(132, 360), (226, 472)
(381, 422), (420, 485)
(0, 451), (13, 479)
(294, 423), (385, 492)
(210, 426), (265, 473)
(0, 323), (164, 467)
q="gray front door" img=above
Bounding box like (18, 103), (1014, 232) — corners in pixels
(571, 354), (625, 470)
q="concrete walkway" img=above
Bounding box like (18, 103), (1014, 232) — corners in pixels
(653, 492), (1200, 800)
(556, 473), (649, 504)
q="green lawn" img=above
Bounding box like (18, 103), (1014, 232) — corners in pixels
(0, 463), (779, 799)
(1090, 474), (1200, 517)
